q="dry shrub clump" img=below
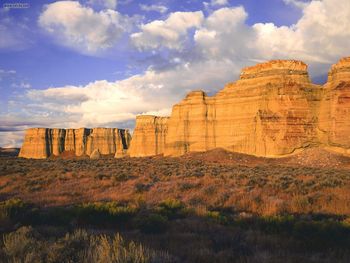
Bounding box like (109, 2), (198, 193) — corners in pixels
(1, 226), (173, 263)
(0, 149), (350, 262)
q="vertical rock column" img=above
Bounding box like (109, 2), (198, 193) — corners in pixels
(128, 115), (169, 157)
(319, 57), (350, 154)
(19, 128), (51, 159)
(164, 91), (216, 156)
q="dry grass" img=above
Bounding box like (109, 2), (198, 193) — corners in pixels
(0, 149), (349, 217)
(0, 148), (350, 262)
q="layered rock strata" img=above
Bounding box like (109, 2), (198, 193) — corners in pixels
(130, 58), (350, 157)
(19, 57), (350, 159)
(128, 115), (169, 157)
(19, 128), (130, 159)
(319, 57), (350, 154)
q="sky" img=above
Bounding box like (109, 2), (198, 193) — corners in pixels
(1, 0), (350, 147)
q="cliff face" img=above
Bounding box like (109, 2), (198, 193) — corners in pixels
(130, 58), (350, 157)
(19, 57), (350, 159)
(164, 91), (216, 156)
(164, 60), (322, 157)
(19, 128), (130, 159)
(128, 115), (168, 157)
(319, 58), (350, 154)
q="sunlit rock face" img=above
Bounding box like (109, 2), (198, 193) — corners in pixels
(19, 128), (130, 159)
(163, 60), (322, 157)
(130, 58), (350, 157)
(19, 58), (350, 158)
(319, 57), (350, 154)
(128, 115), (169, 157)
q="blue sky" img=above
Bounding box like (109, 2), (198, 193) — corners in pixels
(1, 0), (350, 147)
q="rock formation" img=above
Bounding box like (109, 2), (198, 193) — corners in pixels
(128, 115), (169, 157)
(319, 57), (350, 154)
(19, 128), (130, 159)
(19, 57), (350, 159)
(130, 58), (350, 157)
(89, 149), (101, 159)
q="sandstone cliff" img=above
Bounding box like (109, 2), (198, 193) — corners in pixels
(130, 58), (350, 157)
(319, 57), (350, 154)
(164, 60), (322, 157)
(128, 115), (168, 157)
(19, 57), (350, 159)
(19, 128), (130, 159)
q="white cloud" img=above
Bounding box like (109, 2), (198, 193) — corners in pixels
(0, 131), (24, 148)
(4, 0), (350, 147)
(252, 0), (350, 68)
(140, 4), (168, 14)
(38, 1), (132, 54)
(194, 7), (255, 59)
(283, 0), (309, 9)
(10, 58), (239, 132)
(131, 11), (204, 50)
(11, 82), (31, 89)
(211, 0), (229, 6)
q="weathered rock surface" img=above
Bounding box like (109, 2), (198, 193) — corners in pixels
(19, 128), (130, 159)
(128, 115), (169, 157)
(319, 58), (350, 154)
(164, 60), (322, 157)
(89, 149), (101, 159)
(19, 57), (350, 158)
(130, 58), (350, 157)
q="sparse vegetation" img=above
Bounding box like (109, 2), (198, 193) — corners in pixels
(1, 227), (173, 263)
(1, 150), (350, 262)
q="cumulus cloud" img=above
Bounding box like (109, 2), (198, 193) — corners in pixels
(131, 0), (350, 70)
(3, 0), (350, 147)
(252, 0), (350, 70)
(131, 11), (204, 50)
(38, 1), (132, 54)
(140, 4), (168, 14)
(194, 7), (255, 60)
(9, 58), (239, 134)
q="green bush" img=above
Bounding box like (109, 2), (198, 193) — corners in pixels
(157, 199), (186, 220)
(0, 198), (26, 219)
(75, 202), (137, 226)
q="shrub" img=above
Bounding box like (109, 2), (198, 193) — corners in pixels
(0, 198), (26, 219)
(0, 198), (28, 228)
(157, 199), (186, 220)
(135, 183), (151, 193)
(112, 172), (129, 182)
(135, 213), (168, 234)
(1, 227), (174, 263)
(2, 226), (44, 262)
(75, 202), (137, 226)
(206, 211), (228, 224)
